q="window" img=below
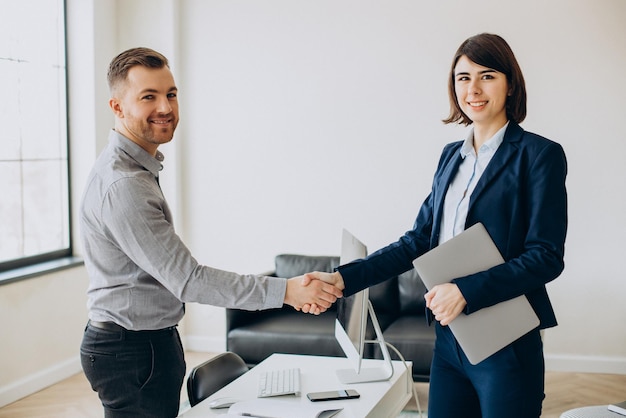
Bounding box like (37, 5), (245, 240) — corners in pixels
(0, 1), (72, 276)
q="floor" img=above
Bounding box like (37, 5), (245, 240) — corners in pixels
(1, 352), (625, 418)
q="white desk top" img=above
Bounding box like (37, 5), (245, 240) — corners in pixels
(180, 353), (412, 418)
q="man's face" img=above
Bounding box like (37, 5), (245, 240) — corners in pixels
(110, 65), (179, 155)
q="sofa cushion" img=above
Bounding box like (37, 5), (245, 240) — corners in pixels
(227, 310), (345, 365)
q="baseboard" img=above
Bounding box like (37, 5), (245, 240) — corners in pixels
(182, 335), (226, 353)
(0, 356), (82, 408)
(545, 353), (626, 375)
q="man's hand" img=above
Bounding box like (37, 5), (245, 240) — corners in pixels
(299, 271), (345, 314)
(284, 274), (343, 315)
(424, 283), (466, 326)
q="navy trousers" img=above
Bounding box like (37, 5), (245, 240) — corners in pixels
(428, 323), (545, 418)
(80, 322), (186, 418)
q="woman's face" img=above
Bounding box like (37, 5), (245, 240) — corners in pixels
(454, 55), (509, 129)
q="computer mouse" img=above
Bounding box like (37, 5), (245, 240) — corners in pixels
(208, 397), (240, 409)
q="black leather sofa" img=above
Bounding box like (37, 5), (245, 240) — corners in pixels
(226, 254), (436, 382)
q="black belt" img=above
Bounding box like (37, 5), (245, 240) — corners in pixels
(88, 320), (177, 335)
(89, 320), (126, 332)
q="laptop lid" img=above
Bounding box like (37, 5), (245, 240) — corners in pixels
(412, 223), (540, 364)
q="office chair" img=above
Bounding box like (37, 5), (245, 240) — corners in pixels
(186, 351), (249, 407)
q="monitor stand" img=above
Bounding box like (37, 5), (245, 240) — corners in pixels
(336, 300), (394, 384)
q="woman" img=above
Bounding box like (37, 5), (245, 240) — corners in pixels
(306, 33), (567, 417)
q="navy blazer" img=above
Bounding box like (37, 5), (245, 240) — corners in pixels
(338, 122), (568, 329)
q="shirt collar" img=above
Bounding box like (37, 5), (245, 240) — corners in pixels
(109, 129), (164, 177)
(459, 121), (509, 159)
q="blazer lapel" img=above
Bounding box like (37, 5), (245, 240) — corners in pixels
(431, 146), (463, 242)
(468, 123), (524, 209)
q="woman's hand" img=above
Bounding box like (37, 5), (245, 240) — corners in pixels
(424, 283), (467, 326)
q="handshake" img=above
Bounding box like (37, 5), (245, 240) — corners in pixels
(282, 270), (466, 324)
(283, 271), (346, 315)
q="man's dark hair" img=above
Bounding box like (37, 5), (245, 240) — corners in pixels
(107, 47), (169, 93)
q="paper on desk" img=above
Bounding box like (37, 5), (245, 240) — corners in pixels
(228, 399), (342, 418)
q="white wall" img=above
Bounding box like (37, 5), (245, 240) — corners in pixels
(2, 0), (625, 407)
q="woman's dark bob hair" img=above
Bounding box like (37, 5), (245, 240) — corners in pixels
(443, 33), (527, 126)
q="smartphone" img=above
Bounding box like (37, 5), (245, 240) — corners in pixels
(307, 389), (360, 402)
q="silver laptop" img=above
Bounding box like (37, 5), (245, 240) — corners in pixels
(412, 223), (540, 364)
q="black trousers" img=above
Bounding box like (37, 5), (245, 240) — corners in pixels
(80, 322), (186, 418)
(428, 323), (545, 418)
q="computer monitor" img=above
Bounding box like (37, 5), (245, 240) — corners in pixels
(335, 282), (369, 375)
(334, 229), (394, 384)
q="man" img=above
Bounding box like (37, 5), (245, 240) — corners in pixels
(79, 47), (342, 417)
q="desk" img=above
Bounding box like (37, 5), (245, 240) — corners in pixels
(180, 353), (413, 418)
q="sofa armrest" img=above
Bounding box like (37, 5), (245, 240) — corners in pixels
(226, 304), (284, 332)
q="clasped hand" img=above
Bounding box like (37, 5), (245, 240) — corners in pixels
(284, 271), (345, 315)
(284, 272), (345, 315)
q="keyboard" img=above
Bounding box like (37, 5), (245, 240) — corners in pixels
(257, 367), (301, 398)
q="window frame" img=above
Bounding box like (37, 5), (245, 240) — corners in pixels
(0, 0), (81, 284)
